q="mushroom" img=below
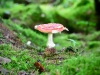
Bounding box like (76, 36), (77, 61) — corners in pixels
(34, 23), (69, 48)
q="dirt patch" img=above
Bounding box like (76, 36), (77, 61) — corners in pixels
(0, 23), (22, 47)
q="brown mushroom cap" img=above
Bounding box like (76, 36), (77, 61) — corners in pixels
(35, 23), (66, 33)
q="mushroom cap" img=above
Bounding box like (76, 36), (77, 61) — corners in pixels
(34, 23), (68, 33)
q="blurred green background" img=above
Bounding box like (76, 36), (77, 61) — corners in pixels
(0, 0), (97, 32)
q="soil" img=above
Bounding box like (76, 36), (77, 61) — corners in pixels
(0, 23), (22, 47)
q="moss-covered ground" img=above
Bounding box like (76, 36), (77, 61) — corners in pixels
(0, 20), (100, 75)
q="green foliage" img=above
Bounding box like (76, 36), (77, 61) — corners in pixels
(0, 0), (14, 8)
(57, 0), (94, 20)
(56, 0), (95, 32)
(76, 20), (96, 33)
(40, 5), (56, 22)
(0, 0), (96, 32)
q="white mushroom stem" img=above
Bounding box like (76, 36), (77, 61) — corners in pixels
(46, 33), (55, 48)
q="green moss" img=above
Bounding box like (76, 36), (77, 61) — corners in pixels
(0, 32), (3, 37)
(86, 31), (100, 41)
(0, 44), (36, 74)
(88, 41), (100, 49)
(0, 43), (100, 75)
(57, 0), (94, 20)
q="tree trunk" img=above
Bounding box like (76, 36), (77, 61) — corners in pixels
(94, 0), (100, 30)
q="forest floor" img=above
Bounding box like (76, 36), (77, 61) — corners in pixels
(0, 24), (22, 46)
(0, 23), (100, 75)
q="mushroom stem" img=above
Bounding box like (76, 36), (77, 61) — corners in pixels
(47, 33), (55, 48)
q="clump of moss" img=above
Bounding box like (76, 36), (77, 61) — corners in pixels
(86, 31), (100, 41)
